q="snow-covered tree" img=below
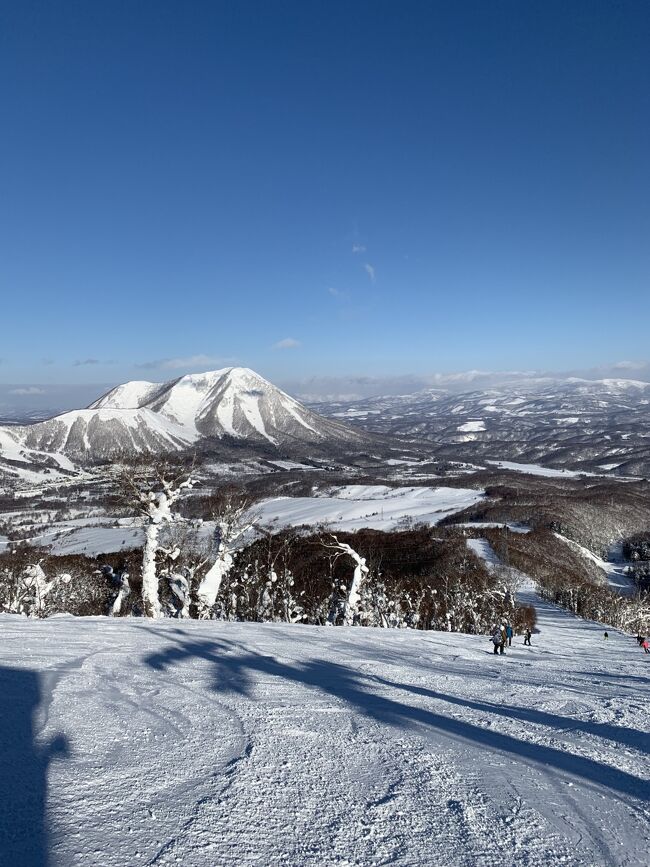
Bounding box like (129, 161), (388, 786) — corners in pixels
(323, 535), (370, 626)
(100, 564), (131, 616)
(120, 460), (195, 618)
(0, 547), (62, 617)
(196, 490), (257, 619)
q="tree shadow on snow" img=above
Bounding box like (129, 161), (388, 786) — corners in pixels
(143, 637), (649, 804)
(368, 676), (650, 756)
(0, 667), (69, 867)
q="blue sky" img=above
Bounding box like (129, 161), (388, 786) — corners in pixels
(1, 0), (649, 395)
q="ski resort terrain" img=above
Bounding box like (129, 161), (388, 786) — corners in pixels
(1, 581), (648, 867)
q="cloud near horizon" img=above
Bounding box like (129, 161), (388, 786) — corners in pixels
(611, 360), (648, 371)
(272, 337), (301, 350)
(8, 386), (46, 395)
(136, 354), (232, 370)
(280, 361), (650, 401)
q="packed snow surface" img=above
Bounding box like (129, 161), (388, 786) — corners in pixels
(1, 598), (649, 867)
(255, 484), (485, 531)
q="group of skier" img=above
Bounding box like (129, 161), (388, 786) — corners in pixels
(490, 622), (532, 654)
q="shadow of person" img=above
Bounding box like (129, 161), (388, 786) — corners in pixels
(0, 666), (69, 867)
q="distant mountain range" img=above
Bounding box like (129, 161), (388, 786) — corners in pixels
(312, 378), (650, 476)
(3, 371), (649, 480)
(0, 368), (367, 467)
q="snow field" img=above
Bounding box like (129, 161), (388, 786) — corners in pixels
(6, 485), (485, 557)
(255, 484), (485, 533)
(1, 602), (648, 867)
(486, 460), (587, 478)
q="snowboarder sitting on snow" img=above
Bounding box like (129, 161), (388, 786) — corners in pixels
(523, 628), (532, 646)
(506, 624), (513, 647)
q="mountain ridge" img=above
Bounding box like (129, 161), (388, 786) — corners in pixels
(0, 367), (368, 466)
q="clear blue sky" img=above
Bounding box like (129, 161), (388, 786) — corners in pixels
(1, 0), (648, 389)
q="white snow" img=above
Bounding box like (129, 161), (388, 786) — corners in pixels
(1, 605), (648, 866)
(487, 460), (585, 478)
(35, 525), (145, 556)
(0, 429), (80, 481)
(239, 389), (277, 444)
(215, 389), (237, 436)
(255, 485), (485, 532)
(457, 420), (485, 432)
(553, 535), (637, 595)
(0, 428), (30, 462)
(267, 459), (317, 470)
(89, 380), (158, 410)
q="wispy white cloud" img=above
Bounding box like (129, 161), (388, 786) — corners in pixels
(73, 358), (102, 366)
(272, 337), (301, 350)
(137, 354), (231, 370)
(9, 386), (46, 395)
(611, 360), (648, 370)
(364, 263), (376, 283)
(160, 354), (226, 370)
(352, 243), (366, 254)
(328, 287), (347, 299)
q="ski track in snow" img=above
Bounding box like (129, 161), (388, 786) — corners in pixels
(1, 604), (649, 867)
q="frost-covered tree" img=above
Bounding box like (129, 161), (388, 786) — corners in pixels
(0, 547), (63, 617)
(323, 536), (370, 626)
(120, 460), (195, 618)
(196, 489), (257, 619)
(100, 564), (131, 616)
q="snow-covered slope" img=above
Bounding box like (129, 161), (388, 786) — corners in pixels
(17, 407), (196, 460)
(91, 367), (364, 447)
(0, 368), (366, 465)
(1, 604), (648, 866)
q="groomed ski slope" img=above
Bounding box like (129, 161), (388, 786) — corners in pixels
(1, 595), (648, 867)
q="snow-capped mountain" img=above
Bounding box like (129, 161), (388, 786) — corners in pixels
(90, 367), (364, 445)
(313, 377), (650, 476)
(0, 368), (367, 465)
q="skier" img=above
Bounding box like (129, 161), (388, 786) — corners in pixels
(491, 626), (501, 655)
(523, 628), (532, 646)
(500, 624), (507, 654)
(642, 638), (650, 654)
(604, 631), (609, 640)
(506, 623), (513, 647)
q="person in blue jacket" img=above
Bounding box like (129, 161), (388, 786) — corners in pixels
(506, 624), (513, 647)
